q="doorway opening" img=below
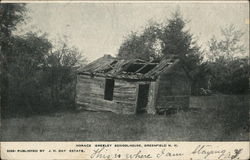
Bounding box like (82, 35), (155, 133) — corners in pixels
(136, 84), (150, 114)
(104, 79), (114, 101)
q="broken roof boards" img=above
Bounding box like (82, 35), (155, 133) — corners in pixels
(78, 54), (178, 81)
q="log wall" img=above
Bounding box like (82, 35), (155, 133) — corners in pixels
(76, 75), (137, 114)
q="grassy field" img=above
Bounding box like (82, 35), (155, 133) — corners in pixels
(1, 108), (248, 141)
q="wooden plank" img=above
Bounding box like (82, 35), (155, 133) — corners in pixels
(78, 102), (121, 114)
(135, 59), (155, 73)
(77, 93), (136, 114)
(115, 80), (137, 86)
(134, 84), (140, 114)
(77, 78), (104, 85)
(113, 92), (136, 97)
(78, 95), (134, 108)
(77, 92), (104, 99)
(77, 97), (122, 113)
(114, 85), (136, 90)
(113, 95), (136, 102)
(115, 100), (135, 106)
(78, 96), (114, 105)
(78, 75), (105, 81)
(114, 90), (136, 94)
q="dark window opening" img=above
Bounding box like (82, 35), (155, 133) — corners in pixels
(104, 79), (115, 101)
(137, 64), (157, 74)
(125, 64), (144, 72)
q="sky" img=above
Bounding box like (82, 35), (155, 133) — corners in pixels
(16, 2), (249, 61)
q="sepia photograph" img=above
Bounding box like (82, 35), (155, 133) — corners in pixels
(0, 1), (249, 142)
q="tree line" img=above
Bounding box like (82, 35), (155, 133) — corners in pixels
(118, 11), (249, 95)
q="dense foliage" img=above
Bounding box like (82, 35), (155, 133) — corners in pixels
(0, 3), (26, 116)
(0, 4), (86, 118)
(117, 22), (162, 61)
(207, 25), (249, 94)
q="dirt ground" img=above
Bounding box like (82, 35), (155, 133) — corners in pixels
(1, 109), (248, 141)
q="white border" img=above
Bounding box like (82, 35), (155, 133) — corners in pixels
(1, 1), (249, 4)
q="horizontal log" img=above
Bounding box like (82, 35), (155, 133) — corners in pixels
(115, 100), (135, 106)
(114, 83), (136, 87)
(78, 102), (121, 114)
(76, 87), (104, 95)
(77, 100), (121, 112)
(77, 80), (102, 86)
(77, 88), (136, 101)
(113, 95), (136, 101)
(77, 79), (104, 87)
(78, 96), (115, 105)
(77, 92), (104, 99)
(114, 91), (136, 95)
(77, 94), (135, 108)
(113, 96), (136, 102)
(114, 86), (136, 90)
(113, 92), (136, 97)
(78, 94), (135, 106)
(77, 100), (136, 114)
(78, 81), (136, 92)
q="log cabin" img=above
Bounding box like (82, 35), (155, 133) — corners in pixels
(76, 54), (191, 114)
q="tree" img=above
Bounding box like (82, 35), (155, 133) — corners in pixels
(3, 32), (86, 117)
(0, 4), (26, 113)
(7, 32), (52, 115)
(1, 4), (87, 117)
(161, 11), (191, 56)
(117, 22), (162, 61)
(208, 24), (246, 62)
(161, 11), (208, 94)
(117, 10), (208, 94)
(44, 38), (86, 109)
(207, 25), (249, 94)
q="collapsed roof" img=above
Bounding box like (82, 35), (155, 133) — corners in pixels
(78, 54), (179, 80)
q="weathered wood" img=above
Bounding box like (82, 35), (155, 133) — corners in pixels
(77, 92), (104, 99)
(115, 100), (135, 106)
(135, 59), (155, 73)
(113, 95), (136, 102)
(78, 78), (104, 86)
(76, 54), (192, 115)
(77, 90), (136, 114)
(78, 100), (135, 114)
(113, 92), (136, 97)
(78, 102), (122, 114)
(146, 82), (156, 114)
(134, 84), (140, 114)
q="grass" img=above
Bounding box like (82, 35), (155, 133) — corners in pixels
(1, 106), (248, 141)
